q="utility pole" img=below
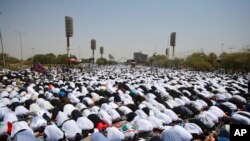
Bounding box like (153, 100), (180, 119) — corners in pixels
(31, 48), (34, 67)
(170, 32), (176, 68)
(79, 46), (80, 59)
(100, 46), (104, 59)
(91, 39), (96, 64)
(0, 11), (5, 69)
(0, 31), (5, 69)
(13, 29), (26, 69)
(0, 12), (6, 69)
(221, 43), (224, 53)
(65, 16), (73, 67)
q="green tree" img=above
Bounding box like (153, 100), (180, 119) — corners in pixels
(152, 54), (171, 68)
(56, 54), (77, 64)
(221, 52), (250, 72)
(44, 53), (57, 64)
(33, 54), (46, 64)
(186, 53), (212, 71)
(81, 58), (91, 63)
(107, 60), (117, 65)
(96, 58), (107, 65)
(208, 52), (218, 69)
(174, 58), (186, 69)
(0, 53), (20, 69)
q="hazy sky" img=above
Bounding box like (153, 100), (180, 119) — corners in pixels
(0, 0), (250, 60)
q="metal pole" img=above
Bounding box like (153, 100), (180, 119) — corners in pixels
(31, 48), (34, 67)
(14, 30), (25, 69)
(67, 36), (70, 67)
(0, 12), (5, 69)
(172, 46), (175, 68)
(172, 46), (175, 59)
(19, 33), (23, 69)
(93, 49), (94, 64)
(79, 46), (80, 59)
(221, 43), (224, 53)
(0, 31), (5, 69)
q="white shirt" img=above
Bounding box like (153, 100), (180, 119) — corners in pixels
(184, 123), (203, 135)
(76, 117), (94, 130)
(232, 113), (250, 125)
(3, 112), (18, 123)
(134, 118), (153, 133)
(11, 121), (34, 138)
(15, 105), (29, 116)
(56, 111), (69, 126)
(63, 104), (76, 116)
(106, 127), (125, 141)
(172, 125), (193, 141)
(62, 120), (82, 140)
(164, 109), (178, 121)
(30, 116), (47, 131)
(44, 124), (64, 141)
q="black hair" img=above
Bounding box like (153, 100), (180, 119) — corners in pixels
(74, 133), (82, 141)
(126, 112), (137, 122)
(71, 110), (83, 121)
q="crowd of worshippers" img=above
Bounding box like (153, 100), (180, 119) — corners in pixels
(0, 66), (250, 141)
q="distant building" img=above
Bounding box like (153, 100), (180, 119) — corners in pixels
(134, 52), (148, 63)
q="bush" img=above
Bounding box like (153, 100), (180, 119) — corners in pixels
(221, 52), (250, 72)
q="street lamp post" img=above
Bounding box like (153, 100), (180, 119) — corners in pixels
(0, 31), (5, 69)
(0, 12), (6, 69)
(31, 48), (34, 67)
(91, 39), (96, 64)
(13, 29), (25, 69)
(221, 43), (224, 53)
